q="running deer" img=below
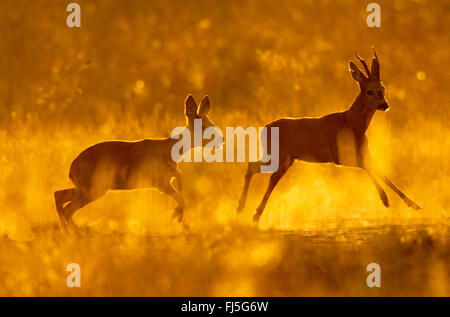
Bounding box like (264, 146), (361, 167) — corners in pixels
(237, 49), (421, 223)
(54, 94), (214, 231)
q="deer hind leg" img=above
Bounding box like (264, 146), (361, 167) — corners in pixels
(254, 158), (293, 223)
(62, 189), (103, 231)
(54, 188), (77, 230)
(237, 161), (262, 213)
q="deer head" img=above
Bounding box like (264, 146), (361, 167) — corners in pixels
(184, 94), (215, 129)
(349, 49), (389, 111)
(183, 94), (218, 148)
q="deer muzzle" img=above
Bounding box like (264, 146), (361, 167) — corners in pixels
(377, 102), (389, 111)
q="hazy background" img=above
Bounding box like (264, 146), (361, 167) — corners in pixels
(0, 0), (448, 296)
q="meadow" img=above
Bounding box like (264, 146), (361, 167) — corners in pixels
(0, 0), (448, 296)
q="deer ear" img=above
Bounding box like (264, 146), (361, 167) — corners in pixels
(198, 95), (211, 116)
(370, 58), (380, 80)
(184, 94), (197, 118)
(349, 61), (367, 83)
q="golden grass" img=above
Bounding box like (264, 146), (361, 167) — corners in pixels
(0, 223), (448, 296)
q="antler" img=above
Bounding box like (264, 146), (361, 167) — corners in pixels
(372, 47), (379, 61)
(355, 50), (371, 77)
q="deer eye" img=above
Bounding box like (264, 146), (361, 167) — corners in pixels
(367, 90), (374, 96)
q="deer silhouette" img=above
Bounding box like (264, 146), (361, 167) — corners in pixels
(237, 49), (421, 223)
(54, 94), (214, 231)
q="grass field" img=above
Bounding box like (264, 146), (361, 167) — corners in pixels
(1, 222), (448, 296)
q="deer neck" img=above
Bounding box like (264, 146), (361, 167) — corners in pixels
(166, 127), (190, 145)
(166, 126), (205, 150)
(344, 94), (376, 135)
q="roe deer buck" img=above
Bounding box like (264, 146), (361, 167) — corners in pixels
(237, 49), (421, 223)
(54, 94), (214, 231)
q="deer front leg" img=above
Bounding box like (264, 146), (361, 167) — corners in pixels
(377, 173), (422, 210)
(360, 148), (421, 210)
(364, 169), (389, 208)
(358, 142), (390, 208)
(159, 175), (185, 223)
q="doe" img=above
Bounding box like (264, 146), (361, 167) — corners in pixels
(54, 94), (214, 231)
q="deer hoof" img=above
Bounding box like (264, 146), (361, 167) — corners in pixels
(58, 217), (69, 233)
(380, 192), (389, 208)
(172, 209), (183, 223)
(253, 212), (261, 224)
(404, 197), (422, 210)
(236, 201), (244, 213)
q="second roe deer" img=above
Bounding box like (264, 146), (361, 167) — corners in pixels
(237, 49), (421, 223)
(54, 94), (214, 231)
